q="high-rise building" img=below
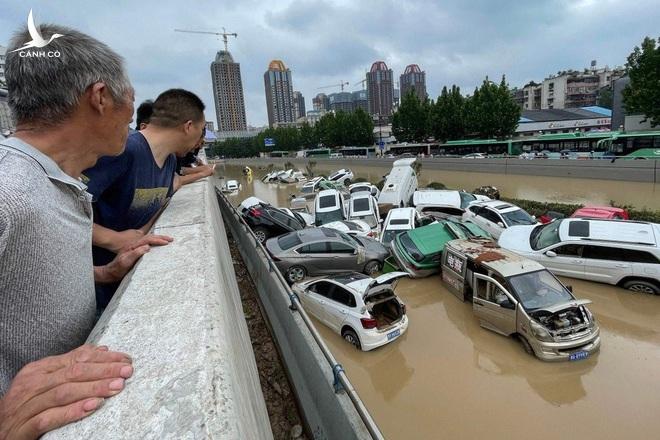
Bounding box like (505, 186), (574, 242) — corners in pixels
(205, 121), (215, 132)
(264, 60), (295, 127)
(366, 61), (394, 118)
(312, 93), (330, 111)
(293, 91), (306, 120)
(540, 65), (625, 110)
(352, 90), (368, 113)
(210, 50), (247, 132)
(400, 64), (426, 101)
(328, 92), (353, 113)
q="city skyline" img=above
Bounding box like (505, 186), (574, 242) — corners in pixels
(0, 1), (658, 126)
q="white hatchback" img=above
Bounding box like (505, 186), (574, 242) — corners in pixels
(293, 272), (410, 351)
(381, 207), (432, 246)
(314, 189), (349, 226)
(349, 193), (381, 236)
(463, 200), (538, 239)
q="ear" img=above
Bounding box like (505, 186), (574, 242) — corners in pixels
(87, 82), (109, 114)
(183, 120), (194, 134)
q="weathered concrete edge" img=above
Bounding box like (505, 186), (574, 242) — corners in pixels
(46, 179), (272, 440)
(217, 189), (374, 440)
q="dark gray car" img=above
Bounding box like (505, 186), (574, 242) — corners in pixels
(266, 227), (390, 283)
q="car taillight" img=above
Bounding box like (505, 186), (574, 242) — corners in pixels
(367, 231), (375, 237)
(249, 207), (263, 217)
(360, 317), (378, 329)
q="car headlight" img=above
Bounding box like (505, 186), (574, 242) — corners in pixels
(530, 321), (554, 342)
(585, 308), (596, 328)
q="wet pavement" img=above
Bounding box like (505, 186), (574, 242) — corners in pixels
(216, 164), (660, 440)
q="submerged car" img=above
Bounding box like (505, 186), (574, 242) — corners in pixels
(266, 227), (390, 283)
(348, 193), (381, 236)
(349, 182), (380, 199)
(293, 272), (409, 351)
(300, 176), (328, 197)
(323, 220), (374, 238)
(463, 200), (538, 239)
(390, 220), (490, 278)
(412, 190), (490, 218)
(314, 189), (349, 226)
(240, 199), (306, 243)
(221, 179), (241, 193)
(328, 168), (354, 185)
(571, 206), (629, 220)
(380, 207), (433, 246)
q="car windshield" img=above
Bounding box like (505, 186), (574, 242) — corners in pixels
(318, 195), (337, 209)
(381, 229), (401, 245)
(508, 270), (574, 311)
(352, 214), (378, 228)
(530, 221), (561, 250)
(315, 209), (344, 226)
(398, 233), (424, 262)
(501, 209), (535, 226)
(335, 230), (361, 247)
(459, 192), (476, 208)
(350, 186), (368, 194)
(301, 185), (314, 194)
(277, 234), (302, 250)
(352, 198), (370, 213)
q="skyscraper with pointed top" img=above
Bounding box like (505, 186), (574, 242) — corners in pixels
(264, 60), (295, 127)
(211, 50), (247, 132)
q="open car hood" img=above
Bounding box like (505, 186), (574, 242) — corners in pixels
(536, 298), (592, 314)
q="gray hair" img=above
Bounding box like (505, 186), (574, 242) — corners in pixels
(6, 23), (132, 126)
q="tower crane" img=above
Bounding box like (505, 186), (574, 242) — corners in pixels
(354, 78), (367, 90)
(174, 27), (237, 52)
(317, 81), (349, 92)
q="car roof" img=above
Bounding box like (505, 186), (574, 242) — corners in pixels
(295, 227), (340, 241)
(471, 200), (520, 213)
(413, 190), (461, 208)
(317, 189), (340, 197)
(387, 207), (415, 219)
(572, 206), (625, 216)
(558, 218), (659, 246)
(446, 239), (545, 276)
(404, 222), (456, 255)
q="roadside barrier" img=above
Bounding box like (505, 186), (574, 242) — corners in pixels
(216, 188), (385, 440)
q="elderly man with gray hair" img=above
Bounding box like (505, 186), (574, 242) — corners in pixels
(0, 23), (171, 438)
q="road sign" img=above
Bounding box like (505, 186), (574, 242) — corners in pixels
(379, 141), (385, 150)
(264, 137), (275, 147)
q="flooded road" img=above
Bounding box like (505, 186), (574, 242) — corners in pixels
(216, 164), (660, 439)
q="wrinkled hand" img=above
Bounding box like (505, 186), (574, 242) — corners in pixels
(195, 164), (216, 178)
(109, 229), (145, 254)
(0, 345), (133, 440)
(99, 234), (173, 284)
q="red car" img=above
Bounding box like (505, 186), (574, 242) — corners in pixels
(571, 206), (630, 220)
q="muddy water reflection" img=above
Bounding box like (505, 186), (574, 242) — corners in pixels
(216, 165), (660, 440)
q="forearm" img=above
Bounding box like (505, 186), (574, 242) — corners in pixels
(93, 265), (114, 284)
(176, 171), (207, 188)
(92, 223), (123, 252)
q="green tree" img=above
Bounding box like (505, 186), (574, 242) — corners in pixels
(430, 85), (466, 141)
(465, 76), (520, 138)
(392, 90), (429, 142)
(597, 86), (613, 109)
(622, 36), (660, 127)
(298, 122), (317, 148)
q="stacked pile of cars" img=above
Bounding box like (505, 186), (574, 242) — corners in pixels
(234, 160), (660, 360)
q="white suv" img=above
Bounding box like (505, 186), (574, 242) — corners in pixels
(498, 218), (660, 294)
(463, 200), (538, 239)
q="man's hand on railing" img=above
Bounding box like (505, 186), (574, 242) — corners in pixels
(0, 345), (133, 440)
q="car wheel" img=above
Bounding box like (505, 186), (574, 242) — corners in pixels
(253, 226), (269, 243)
(623, 279), (659, 295)
(518, 335), (535, 356)
(344, 178), (351, 186)
(364, 260), (381, 275)
(286, 265), (307, 284)
(342, 328), (362, 350)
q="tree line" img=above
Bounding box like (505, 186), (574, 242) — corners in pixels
(392, 76), (521, 143)
(210, 108), (374, 158)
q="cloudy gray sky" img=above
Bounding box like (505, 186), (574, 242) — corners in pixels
(1, 0), (658, 127)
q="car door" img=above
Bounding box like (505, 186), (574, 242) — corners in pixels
(581, 245), (633, 284)
(295, 241), (330, 274)
(472, 273), (518, 336)
(481, 208), (505, 238)
(325, 284), (356, 332)
(540, 243), (586, 279)
(327, 240), (359, 273)
(304, 280), (335, 325)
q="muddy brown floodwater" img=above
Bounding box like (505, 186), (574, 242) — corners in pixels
(215, 164), (660, 440)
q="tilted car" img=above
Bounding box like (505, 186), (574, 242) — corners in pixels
(314, 189), (349, 226)
(328, 168), (354, 185)
(462, 200), (538, 239)
(292, 272), (410, 351)
(348, 192), (381, 236)
(221, 179), (241, 193)
(265, 227), (390, 283)
(380, 207), (433, 246)
(323, 220), (374, 238)
(349, 182), (380, 199)
(498, 218), (660, 294)
(391, 220), (490, 278)
(571, 206), (629, 220)
(412, 190), (490, 218)
(300, 176), (328, 198)
(240, 199), (306, 243)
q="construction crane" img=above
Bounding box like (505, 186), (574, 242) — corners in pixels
(317, 81), (349, 92)
(354, 78), (367, 90)
(174, 27), (237, 52)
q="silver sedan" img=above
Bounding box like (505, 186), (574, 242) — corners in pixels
(265, 227), (390, 283)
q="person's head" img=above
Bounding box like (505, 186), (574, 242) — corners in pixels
(135, 100), (153, 131)
(6, 24), (134, 156)
(148, 89), (206, 157)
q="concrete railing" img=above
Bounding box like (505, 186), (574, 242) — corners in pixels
(215, 189), (380, 440)
(46, 178), (272, 439)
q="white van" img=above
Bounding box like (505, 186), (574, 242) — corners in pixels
(377, 158), (418, 215)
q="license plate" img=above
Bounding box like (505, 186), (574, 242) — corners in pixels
(387, 329), (401, 340)
(569, 351), (589, 361)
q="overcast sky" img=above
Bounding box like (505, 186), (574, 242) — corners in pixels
(1, 0), (658, 127)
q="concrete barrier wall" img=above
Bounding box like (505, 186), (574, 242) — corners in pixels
(216, 190), (374, 440)
(230, 157), (659, 183)
(46, 179), (272, 440)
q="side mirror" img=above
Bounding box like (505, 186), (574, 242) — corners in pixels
(379, 218), (384, 224)
(500, 299), (515, 310)
(566, 285), (573, 293)
(545, 250), (557, 258)
(531, 215), (537, 221)
(497, 222), (505, 228)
